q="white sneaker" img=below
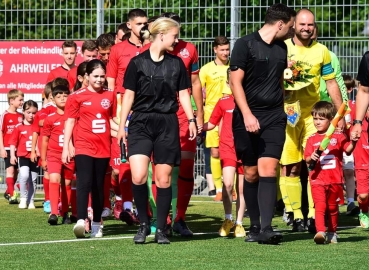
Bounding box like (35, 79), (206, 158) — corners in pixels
(28, 201), (35, 209)
(90, 222), (103, 238)
(73, 219), (86, 238)
(101, 207), (111, 218)
(18, 198), (27, 209)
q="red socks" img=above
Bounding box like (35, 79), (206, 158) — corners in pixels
(60, 182), (69, 214)
(6, 177), (14, 196)
(119, 163), (133, 203)
(43, 177), (50, 201)
(175, 159), (194, 222)
(111, 175), (121, 197)
(49, 182), (60, 215)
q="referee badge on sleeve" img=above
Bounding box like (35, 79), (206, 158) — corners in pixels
(284, 100), (301, 127)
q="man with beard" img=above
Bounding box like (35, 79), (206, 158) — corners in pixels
(279, 8), (344, 232)
(230, 3), (295, 245)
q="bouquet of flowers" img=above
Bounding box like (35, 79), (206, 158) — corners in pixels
(283, 56), (314, 91)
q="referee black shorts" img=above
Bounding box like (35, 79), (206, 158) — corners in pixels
(232, 108), (287, 166)
(127, 112), (181, 166)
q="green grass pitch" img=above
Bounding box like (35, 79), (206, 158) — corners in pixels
(0, 196), (368, 270)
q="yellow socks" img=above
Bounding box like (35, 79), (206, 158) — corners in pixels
(210, 156), (222, 192)
(307, 180), (315, 218)
(280, 176), (304, 219)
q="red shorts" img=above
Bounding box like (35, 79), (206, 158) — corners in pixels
(311, 183), (343, 205)
(47, 158), (76, 180)
(110, 137), (121, 170)
(178, 115), (196, 153)
(356, 169), (369, 194)
(221, 158), (244, 175)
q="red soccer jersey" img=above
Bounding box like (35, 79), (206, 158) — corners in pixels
(46, 66), (69, 83)
(304, 132), (350, 185)
(209, 95), (237, 160)
(106, 40), (143, 94)
(0, 110), (23, 149)
(67, 66), (78, 90)
(9, 123), (33, 158)
(349, 100), (369, 168)
(32, 103), (57, 152)
(169, 40), (199, 118)
(41, 112), (66, 161)
(65, 87), (113, 158)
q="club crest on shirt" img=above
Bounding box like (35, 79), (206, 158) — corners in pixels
(284, 100), (301, 127)
(180, 48), (190, 58)
(101, 99), (111, 109)
(330, 138), (337, 146)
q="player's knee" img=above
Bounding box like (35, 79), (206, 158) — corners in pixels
(6, 166), (14, 177)
(358, 194), (369, 203)
(132, 175), (148, 185)
(156, 177), (171, 188)
(210, 147), (219, 158)
(328, 204), (339, 215)
(244, 167), (258, 183)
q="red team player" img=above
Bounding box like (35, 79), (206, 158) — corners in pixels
(0, 89), (24, 203)
(203, 70), (246, 238)
(10, 100), (39, 210)
(305, 101), (357, 244)
(67, 40), (98, 91)
(41, 85), (76, 225)
(62, 59), (113, 238)
(30, 82), (57, 213)
(107, 9), (148, 223)
(46, 41), (77, 83)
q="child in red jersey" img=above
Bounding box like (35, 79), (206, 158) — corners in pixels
(0, 89), (24, 203)
(305, 101), (357, 244)
(30, 81), (58, 213)
(63, 59), (113, 238)
(203, 69), (246, 238)
(41, 85), (76, 225)
(9, 100), (38, 209)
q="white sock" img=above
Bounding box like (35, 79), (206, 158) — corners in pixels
(225, 214), (232, 220)
(115, 196), (122, 201)
(236, 221), (242, 225)
(216, 189), (222, 193)
(123, 201), (133, 211)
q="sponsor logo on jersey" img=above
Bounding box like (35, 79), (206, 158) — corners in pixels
(54, 122), (61, 126)
(330, 138), (337, 146)
(20, 131), (27, 134)
(313, 142), (320, 146)
(225, 109), (234, 113)
(180, 48), (190, 58)
(101, 99), (111, 109)
(83, 102), (92, 106)
(9, 119), (13, 123)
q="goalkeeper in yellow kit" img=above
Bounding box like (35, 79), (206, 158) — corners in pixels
(280, 8), (344, 232)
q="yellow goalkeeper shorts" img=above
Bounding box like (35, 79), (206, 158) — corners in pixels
(280, 115), (317, 165)
(205, 127), (219, 148)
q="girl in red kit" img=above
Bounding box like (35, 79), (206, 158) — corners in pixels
(305, 101), (357, 244)
(62, 59), (113, 238)
(9, 100), (38, 209)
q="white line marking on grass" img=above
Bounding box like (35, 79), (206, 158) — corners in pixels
(0, 226), (361, 247)
(0, 232), (219, 247)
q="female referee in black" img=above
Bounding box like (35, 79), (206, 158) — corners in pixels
(116, 17), (197, 244)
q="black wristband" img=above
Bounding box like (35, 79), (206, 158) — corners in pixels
(353, 120), (362, 125)
(188, 118), (196, 124)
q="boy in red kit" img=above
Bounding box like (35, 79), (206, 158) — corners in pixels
(107, 9), (148, 225)
(203, 69), (246, 238)
(10, 100), (38, 209)
(46, 41), (77, 83)
(41, 85), (76, 225)
(0, 89), (24, 203)
(30, 81), (58, 213)
(305, 101), (357, 244)
(67, 40), (98, 90)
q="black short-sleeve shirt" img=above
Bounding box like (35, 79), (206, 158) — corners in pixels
(357, 51), (369, 87)
(124, 50), (191, 113)
(230, 31), (287, 112)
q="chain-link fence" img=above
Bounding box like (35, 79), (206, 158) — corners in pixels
(0, 0), (368, 195)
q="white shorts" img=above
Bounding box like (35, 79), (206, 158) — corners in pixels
(343, 152), (354, 170)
